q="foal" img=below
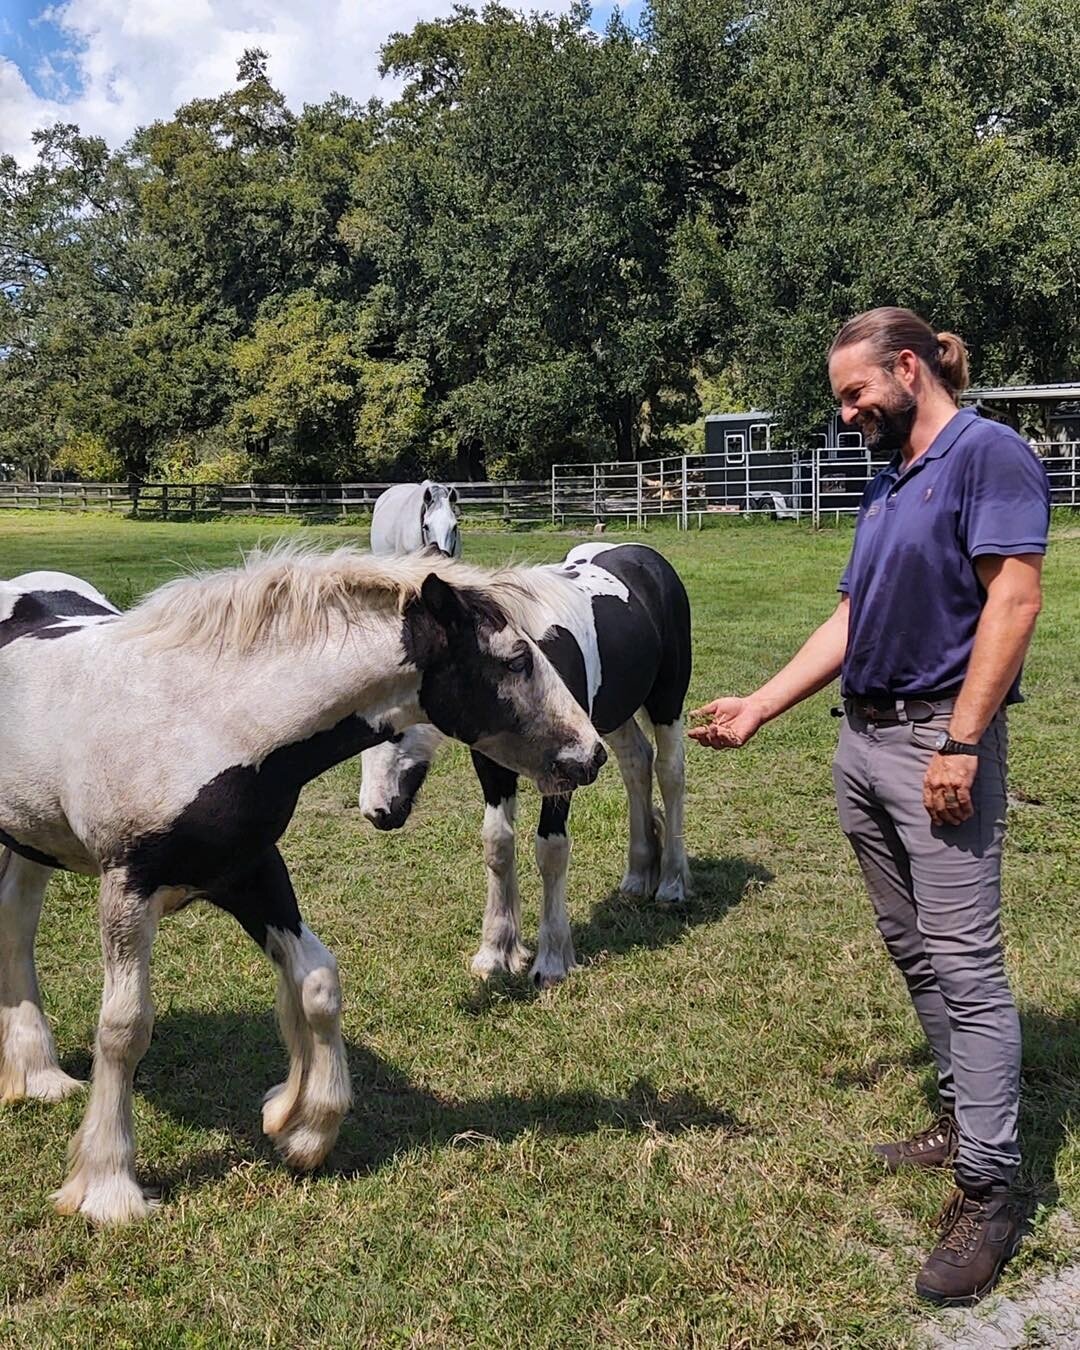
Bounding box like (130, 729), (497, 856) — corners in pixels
(0, 548), (604, 1223)
(360, 542), (692, 987)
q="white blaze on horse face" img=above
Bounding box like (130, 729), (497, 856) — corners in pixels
(422, 495), (461, 557)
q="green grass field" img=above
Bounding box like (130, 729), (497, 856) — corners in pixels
(0, 511), (1076, 1348)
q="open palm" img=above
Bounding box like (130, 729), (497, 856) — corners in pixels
(687, 696), (765, 749)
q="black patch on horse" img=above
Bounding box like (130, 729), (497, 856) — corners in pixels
(471, 751), (518, 808)
(538, 625), (589, 712)
(368, 759), (432, 830)
(122, 713), (392, 898)
(205, 846), (303, 947)
(0, 590), (115, 649)
(401, 579), (524, 747)
(586, 546), (692, 731)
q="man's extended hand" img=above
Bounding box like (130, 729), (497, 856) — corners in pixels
(923, 751), (979, 826)
(687, 696), (767, 749)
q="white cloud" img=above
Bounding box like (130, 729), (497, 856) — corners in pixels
(0, 0), (583, 166)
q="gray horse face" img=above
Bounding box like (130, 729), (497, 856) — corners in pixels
(402, 574), (605, 795)
(421, 485), (460, 557)
(359, 725), (444, 830)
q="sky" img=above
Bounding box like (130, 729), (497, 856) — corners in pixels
(0, 0), (642, 166)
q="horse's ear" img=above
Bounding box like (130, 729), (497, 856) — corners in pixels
(420, 572), (466, 631)
(448, 486), (459, 506)
(422, 484), (434, 508)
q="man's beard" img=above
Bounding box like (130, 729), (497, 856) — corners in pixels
(857, 380), (917, 453)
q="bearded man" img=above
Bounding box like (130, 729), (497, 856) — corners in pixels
(690, 307), (1050, 1305)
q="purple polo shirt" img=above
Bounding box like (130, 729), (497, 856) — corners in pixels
(839, 408), (1049, 701)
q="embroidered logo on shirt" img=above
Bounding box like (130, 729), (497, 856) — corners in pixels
(924, 487), (934, 501)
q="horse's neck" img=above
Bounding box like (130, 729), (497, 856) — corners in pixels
(153, 609), (424, 757)
(283, 611), (424, 733)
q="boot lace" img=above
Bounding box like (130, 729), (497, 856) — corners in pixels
(906, 1114), (957, 1156)
(935, 1187), (984, 1256)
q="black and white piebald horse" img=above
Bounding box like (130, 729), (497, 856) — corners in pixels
(370, 480), (461, 557)
(0, 549), (604, 1224)
(360, 542), (692, 988)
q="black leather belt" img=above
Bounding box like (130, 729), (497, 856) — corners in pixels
(836, 690), (959, 724)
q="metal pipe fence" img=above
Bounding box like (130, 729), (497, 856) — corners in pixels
(551, 441), (1080, 526)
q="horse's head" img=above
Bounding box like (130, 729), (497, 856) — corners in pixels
(359, 725), (444, 830)
(402, 573), (605, 795)
(420, 483), (460, 558)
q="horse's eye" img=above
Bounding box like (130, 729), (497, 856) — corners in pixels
(506, 651), (532, 676)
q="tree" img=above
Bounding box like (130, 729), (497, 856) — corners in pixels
(357, 4), (702, 475)
(715, 0), (1080, 435)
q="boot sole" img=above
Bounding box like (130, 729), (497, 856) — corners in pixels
(915, 1233), (1022, 1307)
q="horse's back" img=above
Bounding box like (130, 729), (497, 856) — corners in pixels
(1, 572), (119, 649)
(562, 542), (691, 728)
(370, 484), (423, 555)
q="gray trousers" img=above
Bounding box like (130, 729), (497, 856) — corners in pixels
(832, 705), (1020, 1190)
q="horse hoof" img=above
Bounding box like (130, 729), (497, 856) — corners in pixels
(618, 870), (658, 900)
(0, 1065), (86, 1105)
(53, 1172), (159, 1225)
(654, 876), (690, 907)
(470, 944), (533, 980)
(529, 958), (577, 989)
(26, 1068), (86, 1102)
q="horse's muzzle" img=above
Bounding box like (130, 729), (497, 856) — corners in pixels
(363, 796), (415, 831)
(543, 742), (607, 794)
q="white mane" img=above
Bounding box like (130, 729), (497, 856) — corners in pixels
(114, 541), (583, 654)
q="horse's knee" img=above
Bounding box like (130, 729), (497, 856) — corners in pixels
(482, 806), (516, 876)
(535, 832), (570, 882)
(301, 959), (342, 1033)
(98, 1004), (153, 1063)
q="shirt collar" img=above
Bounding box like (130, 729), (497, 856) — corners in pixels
(883, 407), (979, 479)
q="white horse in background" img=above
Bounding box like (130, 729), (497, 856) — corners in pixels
(0, 548), (604, 1224)
(370, 481), (461, 557)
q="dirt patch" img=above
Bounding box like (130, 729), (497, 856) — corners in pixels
(922, 1260), (1080, 1349)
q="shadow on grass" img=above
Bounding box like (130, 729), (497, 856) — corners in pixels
(576, 854), (773, 961)
(829, 1005), (1078, 1208)
(1014, 1005), (1078, 1208)
(137, 1012), (744, 1196)
(460, 854), (773, 1014)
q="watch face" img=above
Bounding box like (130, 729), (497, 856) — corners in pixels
(933, 730), (948, 750)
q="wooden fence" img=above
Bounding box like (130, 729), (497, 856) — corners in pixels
(0, 479), (552, 523)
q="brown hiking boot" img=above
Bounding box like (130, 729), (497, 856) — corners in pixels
(872, 1113), (958, 1172)
(915, 1186), (1022, 1306)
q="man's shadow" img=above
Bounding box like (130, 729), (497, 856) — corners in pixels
(461, 854), (773, 1012)
(132, 1014), (745, 1197)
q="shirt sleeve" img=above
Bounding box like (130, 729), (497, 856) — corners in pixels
(959, 432), (1050, 559)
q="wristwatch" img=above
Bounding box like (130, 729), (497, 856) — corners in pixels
(933, 731), (979, 755)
